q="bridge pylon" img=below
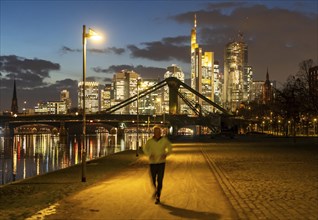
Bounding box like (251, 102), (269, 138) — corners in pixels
(166, 77), (181, 115)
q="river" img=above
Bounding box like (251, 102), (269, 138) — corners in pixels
(0, 129), (150, 185)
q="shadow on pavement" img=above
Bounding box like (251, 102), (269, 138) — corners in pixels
(160, 203), (221, 220)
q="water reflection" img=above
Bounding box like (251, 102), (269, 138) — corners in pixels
(0, 130), (143, 185)
(0, 126), (152, 185)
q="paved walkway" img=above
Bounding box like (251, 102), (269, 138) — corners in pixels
(42, 145), (237, 220)
(1, 137), (317, 220)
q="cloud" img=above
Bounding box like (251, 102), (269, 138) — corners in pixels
(60, 46), (125, 55)
(93, 64), (167, 80)
(60, 46), (81, 54)
(93, 65), (133, 74)
(168, 4), (317, 83)
(90, 47), (125, 55)
(0, 77), (79, 112)
(0, 55), (70, 111)
(207, 2), (247, 10)
(127, 36), (189, 63)
(54, 78), (78, 90)
(0, 55), (60, 88)
(86, 76), (106, 82)
(103, 77), (112, 83)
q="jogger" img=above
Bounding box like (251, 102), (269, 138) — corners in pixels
(150, 163), (166, 199)
(143, 126), (172, 204)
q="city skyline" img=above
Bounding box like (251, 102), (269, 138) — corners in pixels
(1, 1), (317, 112)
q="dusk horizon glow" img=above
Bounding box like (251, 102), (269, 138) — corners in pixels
(0, 1), (317, 112)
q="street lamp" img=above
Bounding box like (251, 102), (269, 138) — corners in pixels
(23, 100), (27, 116)
(82, 25), (101, 182)
(314, 118), (317, 136)
(136, 77), (141, 157)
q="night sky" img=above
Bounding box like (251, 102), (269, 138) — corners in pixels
(0, 0), (317, 111)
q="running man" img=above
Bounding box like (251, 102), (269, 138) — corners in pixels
(143, 126), (172, 204)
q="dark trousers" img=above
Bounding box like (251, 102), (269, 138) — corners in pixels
(150, 163), (165, 197)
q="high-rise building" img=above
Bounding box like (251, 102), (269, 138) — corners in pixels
(100, 84), (112, 112)
(112, 70), (140, 114)
(139, 78), (161, 115)
(35, 101), (67, 114)
(60, 89), (72, 112)
(213, 61), (223, 106)
(250, 81), (264, 103)
(190, 14), (214, 112)
(244, 65), (253, 101)
(201, 52), (214, 112)
(78, 81), (99, 113)
(223, 33), (250, 112)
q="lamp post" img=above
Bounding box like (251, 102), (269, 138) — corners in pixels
(136, 77), (141, 157)
(23, 100), (27, 116)
(314, 118), (317, 136)
(82, 25), (101, 182)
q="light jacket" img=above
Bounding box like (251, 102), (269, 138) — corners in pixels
(143, 136), (172, 164)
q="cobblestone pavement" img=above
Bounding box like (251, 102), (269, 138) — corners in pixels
(201, 138), (318, 220)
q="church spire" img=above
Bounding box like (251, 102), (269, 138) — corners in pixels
(11, 78), (19, 114)
(263, 68), (272, 104)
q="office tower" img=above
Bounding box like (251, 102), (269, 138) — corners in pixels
(191, 14), (201, 95)
(35, 101), (67, 114)
(60, 89), (72, 112)
(190, 14), (214, 112)
(164, 64), (186, 114)
(244, 65), (253, 101)
(213, 61), (223, 106)
(223, 33), (250, 112)
(139, 78), (161, 115)
(100, 84), (112, 112)
(250, 81), (264, 103)
(78, 81), (99, 113)
(112, 70), (140, 114)
(11, 79), (18, 114)
(201, 52), (214, 112)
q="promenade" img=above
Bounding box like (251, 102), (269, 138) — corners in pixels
(1, 137), (317, 220)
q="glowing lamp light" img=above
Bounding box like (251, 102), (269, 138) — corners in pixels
(87, 28), (102, 40)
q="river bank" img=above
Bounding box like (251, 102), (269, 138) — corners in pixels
(1, 136), (317, 220)
(0, 150), (140, 220)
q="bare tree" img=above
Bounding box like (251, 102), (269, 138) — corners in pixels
(295, 59), (317, 113)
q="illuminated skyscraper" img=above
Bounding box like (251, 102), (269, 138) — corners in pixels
(60, 89), (72, 112)
(100, 84), (112, 111)
(244, 65), (253, 101)
(35, 101), (67, 114)
(250, 81), (264, 103)
(213, 61), (223, 106)
(223, 33), (251, 112)
(139, 78), (161, 115)
(112, 70), (140, 114)
(190, 14), (214, 112)
(78, 81), (99, 113)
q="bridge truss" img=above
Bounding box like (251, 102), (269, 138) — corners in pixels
(103, 77), (233, 134)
